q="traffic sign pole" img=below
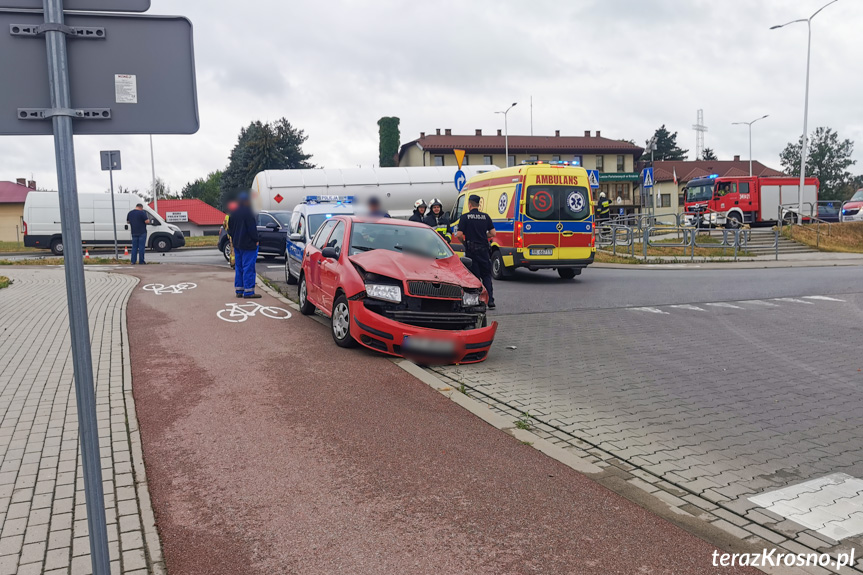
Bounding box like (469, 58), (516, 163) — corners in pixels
(43, 0), (111, 573)
(109, 156), (117, 258)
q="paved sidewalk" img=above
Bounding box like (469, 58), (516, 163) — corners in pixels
(0, 269), (162, 575)
(125, 264), (759, 575)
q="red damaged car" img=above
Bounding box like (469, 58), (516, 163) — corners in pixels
(297, 216), (497, 364)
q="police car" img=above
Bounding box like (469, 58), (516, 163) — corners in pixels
(284, 196), (356, 285)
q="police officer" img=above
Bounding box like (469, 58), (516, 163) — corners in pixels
(597, 191), (611, 223)
(455, 195), (496, 309)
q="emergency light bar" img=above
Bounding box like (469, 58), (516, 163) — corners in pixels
(303, 195), (355, 204)
(520, 160), (576, 167)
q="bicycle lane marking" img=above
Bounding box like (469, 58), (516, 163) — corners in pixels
(216, 301), (292, 323)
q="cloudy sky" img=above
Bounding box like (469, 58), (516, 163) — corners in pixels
(3, 0), (862, 194)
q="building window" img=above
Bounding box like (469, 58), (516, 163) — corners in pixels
(616, 183), (625, 202)
(617, 155), (625, 172)
(507, 155), (515, 167)
(552, 155), (561, 162)
(678, 193), (685, 206)
(462, 155), (469, 166)
(572, 155), (583, 166)
(596, 155), (604, 172)
(433, 155), (444, 166)
(483, 155), (493, 165)
(528, 155), (538, 162)
(661, 194), (671, 208)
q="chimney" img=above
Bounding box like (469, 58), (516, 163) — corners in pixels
(596, 130), (601, 137)
(435, 128), (441, 135)
(555, 130), (560, 137)
(475, 129), (482, 136)
(497, 129), (502, 136)
(27, 180), (36, 190)
(445, 128), (452, 136)
(734, 155), (741, 161)
(420, 132), (425, 138)
(16, 178), (25, 186)
(584, 130), (590, 137)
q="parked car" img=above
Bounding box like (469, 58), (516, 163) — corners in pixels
(219, 210), (292, 262)
(816, 201), (841, 223)
(285, 196), (356, 285)
(840, 190), (863, 223)
(297, 216), (498, 364)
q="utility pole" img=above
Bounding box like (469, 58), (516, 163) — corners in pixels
(692, 109), (708, 160)
(150, 134), (157, 210)
(496, 102), (517, 167)
(732, 115), (769, 177)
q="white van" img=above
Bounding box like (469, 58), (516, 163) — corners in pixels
(23, 192), (185, 256)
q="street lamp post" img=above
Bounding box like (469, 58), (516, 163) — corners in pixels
(732, 115), (769, 177)
(495, 102), (517, 167)
(771, 0), (839, 222)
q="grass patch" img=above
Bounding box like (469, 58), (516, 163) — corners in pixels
(514, 412), (534, 431)
(0, 257), (129, 266)
(183, 235), (220, 247)
(0, 276), (10, 289)
(0, 241), (38, 253)
(595, 251), (642, 264)
(780, 222), (863, 253)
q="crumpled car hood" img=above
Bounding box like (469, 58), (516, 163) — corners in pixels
(349, 250), (481, 289)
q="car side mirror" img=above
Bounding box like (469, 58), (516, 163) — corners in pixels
(460, 256), (473, 268)
(321, 247), (338, 259)
(289, 233), (303, 242)
(150, 219), (160, 226)
(266, 222), (279, 230)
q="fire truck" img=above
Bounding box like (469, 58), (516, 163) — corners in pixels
(683, 175), (819, 227)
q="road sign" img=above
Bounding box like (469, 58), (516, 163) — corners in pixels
(642, 167), (654, 188)
(454, 149), (466, 170)
(0, 0), (150, 10)
(586, 169), (599, 189)
(0, 11), (198, 135)
(454, 170), (466, 192)
(619, 207), (625, 215)
(100, 149), (120, 170)
(166, 211), (188, 223)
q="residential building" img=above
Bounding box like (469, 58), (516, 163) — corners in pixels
(399, 129), (644, 215)
(0, 179), (36, 243)
(148, 199), (225, 237)
(640, 156), (786, 218)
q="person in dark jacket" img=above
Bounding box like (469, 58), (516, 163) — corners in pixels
(125, 203), (150, 264)
(423, 198), (450, 228)
(367, 196), (390, 218)
(409, 199), (427, 223)
(227, 192), (260, 299)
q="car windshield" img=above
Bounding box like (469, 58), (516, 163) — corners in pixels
(851, 190), (863, 202)
(271, 212), (292, 226)
(350, 222), (453, 259)
(686, 184), (714, 203)
(308, 214), (333, 236)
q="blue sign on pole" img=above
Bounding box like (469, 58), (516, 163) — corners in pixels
(586, 169), (600, 189)
(642, 167), (654, 188)
(454, 169), (467, 192)
(619, 207), (625, 215)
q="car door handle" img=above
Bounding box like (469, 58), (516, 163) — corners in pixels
(562, 231), (574, 237)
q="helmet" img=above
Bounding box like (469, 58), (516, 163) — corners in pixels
(599, 192), (607, 199)
(414, 199), (427, 210)
(429, 198), (443, 209)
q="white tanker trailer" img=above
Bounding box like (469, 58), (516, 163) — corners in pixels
(252, 165), (499, 218)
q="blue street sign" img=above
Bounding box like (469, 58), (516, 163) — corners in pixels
(642, 167), (654, 188)
(454, 169), (467, 192)
(586, 169), (600, 189)
(619, 207), (625, 215)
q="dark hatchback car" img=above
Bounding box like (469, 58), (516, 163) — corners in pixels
(219, 210), (292, 262)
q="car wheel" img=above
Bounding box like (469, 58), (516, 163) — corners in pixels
(491, 250), (511, 281)
(783, 211), (798, 225)
(152, 236), (171, 252)
(222, 241), (232, 262)
(726, 213), (742, 229)
(331, 294), (358, 348)
(285, 259), (298, 285)
(558, 268), (578, 280)
(50, 238), (64, 256)
(298, 276), (315, 315)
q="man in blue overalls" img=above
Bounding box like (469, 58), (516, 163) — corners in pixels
(227, 192), (260, 299)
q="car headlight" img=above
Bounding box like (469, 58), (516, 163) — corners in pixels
(462, 292), (480, 306)
(365, 283), (401, 303)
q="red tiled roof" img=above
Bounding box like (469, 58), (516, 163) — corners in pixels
(648, 160), (785, 183)
(147, 199), (226, 226)
(0, 181), (33, 204)
(399, 133), (643, 159)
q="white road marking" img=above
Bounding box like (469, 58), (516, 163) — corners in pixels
(803, 295), (845, 302)
(267, 265), (283, 269)
(670, 305), (707, 312)
(706, 302), (743, 309)
(739, 300), (778, 307)
(774, 298), (814, 305)
(629, 307), (669, 315)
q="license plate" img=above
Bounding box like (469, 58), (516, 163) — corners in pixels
(529, 248), (553, 256)
(402, 336), (455, 355)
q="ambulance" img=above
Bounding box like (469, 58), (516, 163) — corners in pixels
(449, 161), (595, 280)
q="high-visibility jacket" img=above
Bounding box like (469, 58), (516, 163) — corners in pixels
(598, 198), (611, 216)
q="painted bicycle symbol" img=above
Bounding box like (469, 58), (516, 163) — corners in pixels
(531, 190), (553, 212)
(142, 283), (197, 295)
(216, 302), (292, 323)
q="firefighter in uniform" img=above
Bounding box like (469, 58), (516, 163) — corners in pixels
(455, 195), (496, 309)
(597, 191), (611, 223)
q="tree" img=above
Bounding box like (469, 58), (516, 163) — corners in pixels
(151, 177), (177, 201)
(220, 118), (314, 207)
(700, 148), (718, 161)
(377, 117), (400, 167)
(181, 171), (222, 208)
(642, 125), (688, 161)
(780, 127), (856, 201)
(116, 185), (151, 203)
